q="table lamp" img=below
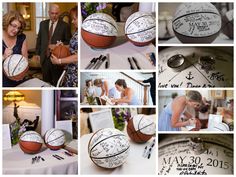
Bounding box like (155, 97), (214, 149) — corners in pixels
(3, 91), (25, 120)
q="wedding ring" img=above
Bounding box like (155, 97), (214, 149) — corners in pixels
(167, 54), (186, 72)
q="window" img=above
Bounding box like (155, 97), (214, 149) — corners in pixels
(35, 2), (49, 34)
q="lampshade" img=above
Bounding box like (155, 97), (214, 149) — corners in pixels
(3, 91), (25, 102)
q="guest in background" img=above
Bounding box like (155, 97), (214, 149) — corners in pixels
(36, 4), (71, 86)
(139, 72), (156, 105)
(50, 6), (78, 87)
(112, 79), (141, 105)
(2, 11), (28, 87)
(83, 79), (95, 97)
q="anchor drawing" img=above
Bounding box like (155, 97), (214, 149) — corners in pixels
(186, 71), (194, 80)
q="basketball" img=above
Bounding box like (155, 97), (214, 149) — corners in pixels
(88, 128), (130, 169)
(52, 45), (70, 59)
(19, 131), (43, 154)
(3, 54), (28, 81)
(208, 122), (230, 131)
(221, 10), (233, 39)
(125, 12), (156, 46)
(127, 114), (156, 143)
(81, 13), (118, 48)
(172, 3), (222, 43)
(44, 128), (65, 150)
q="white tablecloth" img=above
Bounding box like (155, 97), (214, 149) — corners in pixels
(3, 144), (78, 174)
(80, 22), (156, 70)
(80, 133), (156, 175)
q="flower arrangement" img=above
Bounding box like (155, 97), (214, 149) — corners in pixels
(112, 108), (131, 131)
(81, 3), (107, 20)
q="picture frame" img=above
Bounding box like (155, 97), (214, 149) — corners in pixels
(15, 3), (31, 31)
(211, 90), (226, 99)
(89, 109), (114, 132)
(2, 124), (12, 150)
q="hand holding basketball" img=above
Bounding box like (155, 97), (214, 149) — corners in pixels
(50, 54), (61, 65)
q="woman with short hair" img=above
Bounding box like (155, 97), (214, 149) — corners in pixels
(2, 11), (28, 87)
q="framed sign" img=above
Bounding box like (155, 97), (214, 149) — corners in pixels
(211, 90), (225, 99)
(89, 109), (114, 132)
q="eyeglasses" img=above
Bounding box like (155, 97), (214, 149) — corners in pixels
(9, 23), (21, 31)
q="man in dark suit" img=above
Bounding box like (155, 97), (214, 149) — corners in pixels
(36, 4), (71, 86)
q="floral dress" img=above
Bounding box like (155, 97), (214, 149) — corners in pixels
(61, 31), (78, 87)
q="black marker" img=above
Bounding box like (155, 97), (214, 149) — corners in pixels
(94, 55), (107, 69)
(64, 151), (73, 156)
(150, 53), (156, 66)
(55, 154), (64, 160)
(128, 57), (135, 69)
(52, 155), (61, 160)
(105, 54), (110, 69)
(85, 57), (97, 69)
(132, 57), (141, 69)
(89, 55), (103, 69)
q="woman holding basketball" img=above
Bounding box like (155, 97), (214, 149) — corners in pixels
(50, 6), (78, 87)
(2, 11), (28, 87)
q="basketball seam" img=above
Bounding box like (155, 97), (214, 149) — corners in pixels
(173, 11), (220, 23)
(45, 129), (57, 143)
(12, 55), (24, 76)
(137, 122), (155, 134)
(84, 18), (118, 31)
(125, 14), (154, 32)
(7, 55), (13, 76)
(137, 115), (145, 130)
(127, 121), (145, 142)
(89, 134), (126, 155)
(46, 134), (64, 145)
(90, 145), (130, 159)
(126, 25), (156, 35)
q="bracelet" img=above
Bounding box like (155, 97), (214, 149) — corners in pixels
(59, 58), (62, 64)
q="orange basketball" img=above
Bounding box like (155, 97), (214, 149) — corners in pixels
(52, 45), (70, 58)
(19, 131), (43, 154)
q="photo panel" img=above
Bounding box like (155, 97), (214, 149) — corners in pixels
(80, 2), (156, 70)
(158, 46), (233, 88)
(2, 2), (78, 88)
(158, 89), (234, 132)
(2, 89), (78, 174)
(158, 134), (233, 175)
(80, 107), (156, 174)
(80, 71), (156, 106)
(158, 2), (234, 44)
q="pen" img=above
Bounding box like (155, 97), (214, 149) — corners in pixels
(89, 55), (103, 69)
(105, 54), (110, 69)
(55, 154), (64, 160)
(52, 155), (61, 160)
(64, 151), (73, 156)
(128, 57), (135, 69)
(85, 57), (96, 69)
(93, 55), (107, 69)
(150, 53), (156, 66)
(132, 57), (141, 69)
(143, 146), (148, 157)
